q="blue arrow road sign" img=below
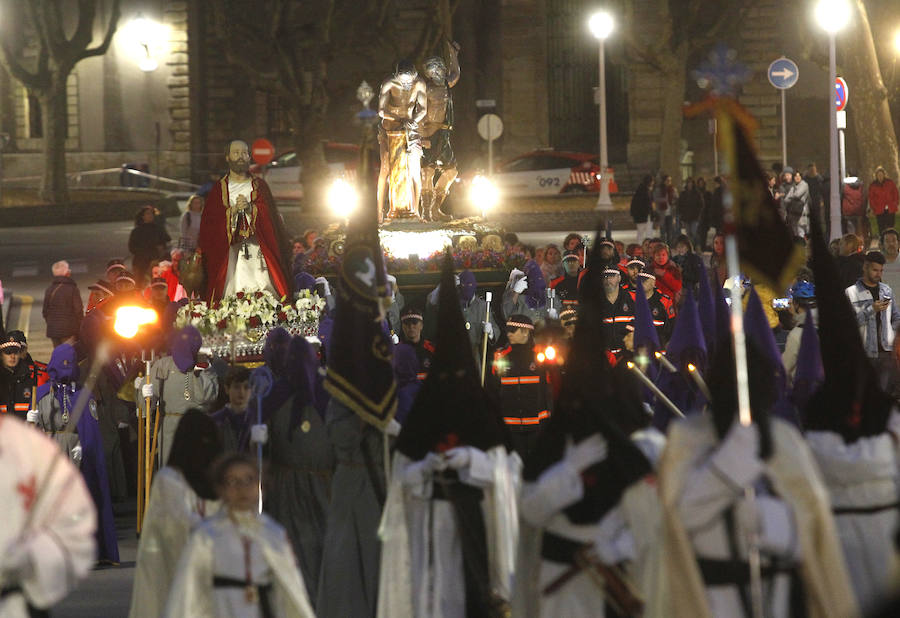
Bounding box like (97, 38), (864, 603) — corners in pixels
(767, 58), (799, 90)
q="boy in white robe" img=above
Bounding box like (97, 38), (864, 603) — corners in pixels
(378, 255), (519, 618)
(165, 453), (314, 618)
(0, 415), (97, 617)
(129, 411), (222, 618)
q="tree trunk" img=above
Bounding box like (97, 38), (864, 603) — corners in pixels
(39, 76), (70, 204)
(843, 0), (900, 185)
(290, 105), (329, 209)
(658, 43), (689, 185)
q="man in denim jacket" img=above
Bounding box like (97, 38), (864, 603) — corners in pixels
(845, 250), (900, 395)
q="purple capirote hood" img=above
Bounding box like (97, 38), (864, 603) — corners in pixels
(459, 270), (477, 303)
(169, 325), (203, 372)
(48, 343), (79, 382)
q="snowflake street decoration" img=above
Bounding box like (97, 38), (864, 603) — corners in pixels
(692, 43), (752, 98)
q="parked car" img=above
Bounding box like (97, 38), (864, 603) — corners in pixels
(250, 142), (377, 202)
(481, 149), (613, 198)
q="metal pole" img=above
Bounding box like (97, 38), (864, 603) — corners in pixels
(596, 39), (613, 210)
(781, 89), (788, 168)
(828, 33), (841, 241)
(713, 119), (719, 177)
(839, 128), (846, 183)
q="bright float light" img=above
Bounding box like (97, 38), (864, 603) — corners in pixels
(814, 0), (851, 34)
(537, 352), (546, 363)
(544, 345), (557, 361)
(687, 363), (697, 372)
(470, 174), (499, 214)
(588, 10), (614, 40)
(327, 178), (359, 220)
(114, 306), (158, 339)
(894, 29), (900, 54)
(379, 229), (453, 259)
(119, 14), (168, 72)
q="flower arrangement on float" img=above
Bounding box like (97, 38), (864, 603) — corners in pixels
(175, 289), (325, 358)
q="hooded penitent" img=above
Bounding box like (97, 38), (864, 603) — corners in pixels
(395, 251), (506, 461)
(697, 262), (717, 359)
(169, 325), (203, 373)
(524, 263), (652, 524)
(522, 259), (547, 310)
(263, 327), (292, 378)
(393, 251), (508, 616)
(653, 289), (707, 430)
(803, 204), (893, 442)
(37, 343), (121, 564)
(790, 314), (824, 412)
(633, 275), (661, 353)
(285, 335), (319, 432)
(459, 270), (477, 305)
(743, 286), (797, 426)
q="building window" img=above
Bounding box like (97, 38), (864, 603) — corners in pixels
(26, 93), (42, 138)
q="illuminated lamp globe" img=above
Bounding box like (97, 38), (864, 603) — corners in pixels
(814, 0), (851, 34)
(588, 11), (615, 41)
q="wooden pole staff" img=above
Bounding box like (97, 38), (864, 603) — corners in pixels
(480, 291), (493, 386)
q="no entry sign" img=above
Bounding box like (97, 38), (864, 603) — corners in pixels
(252, 138), (275, 165)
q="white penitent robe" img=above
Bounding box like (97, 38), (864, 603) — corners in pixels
(657, 414), (858, 618)
(805, 429), (900, 612)
(0, 415), (97, 617)
(514, 430), (665, 618)
(164, 510), (314, 618)
(377, 446), (521, 618)
(224, 176), (274, 296)
(128, 466), (220, 618)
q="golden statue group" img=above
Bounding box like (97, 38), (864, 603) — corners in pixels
(377, 41), (460, 224)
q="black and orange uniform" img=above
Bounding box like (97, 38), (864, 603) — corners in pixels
(647, 289), (675, 343)
(0, 342), (42, 420)
(599, 290), (635, 354)
(549, 273), (580, 309)
(492, 344), (553, 459)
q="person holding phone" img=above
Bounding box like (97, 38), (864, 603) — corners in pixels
(845, 250), (900, 397)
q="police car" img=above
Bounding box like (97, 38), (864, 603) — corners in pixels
(250, 142), (377, 202)
(489, 149), (615, 198)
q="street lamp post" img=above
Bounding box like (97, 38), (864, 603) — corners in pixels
(589, 10), (614, 211)
(815, 0), (851, 241)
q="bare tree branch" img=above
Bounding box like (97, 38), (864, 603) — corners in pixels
(81, 0), (121, 60)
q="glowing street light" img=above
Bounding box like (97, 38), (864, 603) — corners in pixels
(815, 0), (851, 240)
(589, 10), (615, 211)
(327, 178), (359, 221)
(120, 14), (168, 72)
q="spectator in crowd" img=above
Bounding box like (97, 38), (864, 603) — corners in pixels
(869, 165), (899, 235)
(540, 243), (563, 282)
(562, 233), (583, 253)
(678, 177), (704, 249)
(782, 280), (817, 382)
(807, 162), (825, 226)
(651, 243), (682, 302)
(835, 233), (865, 289)
(846, 250), (900, 397)
(881, 228), (900, 294)
(630, 174), (655, 244)
(654, 173), (677, 243)
(42, 260), (84, 348)
(783, 167), (811, 237)
(841, 173), (867, 243)
(178, 195), (204, 252)
(707, 232), (727, 287)
(695, 177), (713, 250)
(129, 205), (170, 286)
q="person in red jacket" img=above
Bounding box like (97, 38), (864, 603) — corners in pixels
(869, 166), (899, 235)
(650, 243), (682, 302)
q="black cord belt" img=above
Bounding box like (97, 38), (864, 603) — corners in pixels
(833, 501), (900, 515)
(696, 557), (796, 586)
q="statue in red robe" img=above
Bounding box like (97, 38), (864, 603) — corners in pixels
(198, 140), (291, 301)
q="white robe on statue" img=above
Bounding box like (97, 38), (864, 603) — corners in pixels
(164, 510), (314, 618)
(128, 466), (220, 618)
(0, 415), (97, 617)
(805, 429), (900, 612)
(224, 176), (274, 296)
(377, 445), (520, 618)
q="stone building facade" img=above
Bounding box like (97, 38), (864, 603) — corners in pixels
(0, 0), (838, 191)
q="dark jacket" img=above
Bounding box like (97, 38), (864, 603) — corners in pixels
(835, 253), (865, 290)
(42, 276), (84, 339)
(128, 222), (171, 265)
(630, 183), (653, 222)
(0, 360), (35, 420)
(491, 344), (552, 460)
(678, 187), (704, 223)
